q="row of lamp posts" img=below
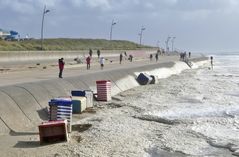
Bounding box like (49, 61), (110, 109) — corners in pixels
(40, 5), (176, 51)
(110, 20), (146, 46)
(165, 36), (176, 53)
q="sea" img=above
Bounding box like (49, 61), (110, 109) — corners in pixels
(124, 52), (239, 156)
(145, 52), (239, 157)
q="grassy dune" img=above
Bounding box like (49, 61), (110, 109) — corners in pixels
(0, 38), (151, 51)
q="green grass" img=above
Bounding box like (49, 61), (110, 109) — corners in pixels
(0, 38), (152, 51)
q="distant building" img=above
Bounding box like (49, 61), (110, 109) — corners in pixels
(0, 29), (11, 39)
(0, 28), (18, 40)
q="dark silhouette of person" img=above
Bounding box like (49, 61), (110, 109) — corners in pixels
(189, 52), (191, 58)
(97, 49), (101, 58)
(150, 54), (153, 61)
(86, 56), (91, 70)
(129, 55), (133, 62)
(124, 51), (127, 60)
(58, 58), (65, 78)
(89, 49), (93, 57)
(120, 53), (123, 64)
(210, 56), (213, 70)
(155, 53), (159, 62)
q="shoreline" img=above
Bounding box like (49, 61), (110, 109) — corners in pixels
(0, 57), (208, 134)
(0, 56), (210, 157)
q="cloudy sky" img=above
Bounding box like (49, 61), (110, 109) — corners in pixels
(1, 0), (239, 52)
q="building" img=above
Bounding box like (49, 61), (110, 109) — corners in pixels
(0, 29), (19, 40)
(0, 29), (11, 39)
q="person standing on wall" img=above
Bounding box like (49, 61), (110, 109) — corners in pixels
(120, 53), (123, 64)
(210, 56), (213, 70)
(86, 56), (91, 70)
(58, 58), (65, 78)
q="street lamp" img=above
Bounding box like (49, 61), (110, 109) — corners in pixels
(165, 36), (171, 53)
(110, 20), (117, 40)
(139, 26), (146, 45)
(171, 37), (176, 52)
(41, 5), (50, 50)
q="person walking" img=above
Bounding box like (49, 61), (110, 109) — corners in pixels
(150, 54), (153, 61)
(155, 53), (159, 62)
(58, 58), (65, 78)
(89, 49), (93, 57)
(129, 55), (133, 62)
(120, 53), (123, 64)
(97, 49), (101, 58)
(86, 56), (91, 70)
(99, 57), (105, 70)
(189, 52), (191, 58)
(124, 51), (127, 60)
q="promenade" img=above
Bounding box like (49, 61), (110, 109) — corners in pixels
(0, 54), (179, 87)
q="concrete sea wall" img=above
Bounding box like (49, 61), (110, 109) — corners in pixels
(0, 57), (207, 135)
(0, 50), (153, 63)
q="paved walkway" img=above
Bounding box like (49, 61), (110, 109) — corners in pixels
(0, 55), (179, 87)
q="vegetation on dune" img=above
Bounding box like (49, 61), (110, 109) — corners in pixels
(0, 38), (152, 51)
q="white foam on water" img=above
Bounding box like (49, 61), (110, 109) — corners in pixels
(125, 55), (239, 156)
(134, 61), (189, 79)
(144, 104), (239, 120)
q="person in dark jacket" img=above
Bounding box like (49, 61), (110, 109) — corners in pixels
(150, 54), (153, 61)
(210, 56), (213, 70)
(155, 53), (159, 62)
(58, 58), (65, 78)
(120, 53), (123, 64)
(97, 49), (101, 58)
(89, 49), (93, 57)
(86, 56), (91, 70)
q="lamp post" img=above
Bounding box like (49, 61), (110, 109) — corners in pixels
(171, 37), (176, 52)
(165, 36), (171, 53)
(110, 20), (117, 40)
(139, 26), (146, 45)
(41, 5), (50, 50)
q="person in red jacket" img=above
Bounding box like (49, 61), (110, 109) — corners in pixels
(58, 58), (65, 78)
(86, 56), (91, 70)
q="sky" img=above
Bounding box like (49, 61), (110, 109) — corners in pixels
(1, 0), (239, 52)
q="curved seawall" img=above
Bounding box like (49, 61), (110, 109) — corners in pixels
(0, 57), (208, 135)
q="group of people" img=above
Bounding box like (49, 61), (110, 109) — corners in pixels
(179, 51), (214, 70)
(58, 49), (105, 78)
(149, 53), (159, 62)
(59, 49), (213, 79)
(85, 53), (105, 70)
(156, 48), (166, 56)
(59, 49), (137, 78)
(179, 51), (191, 61)
(86, 49), (105, 70)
